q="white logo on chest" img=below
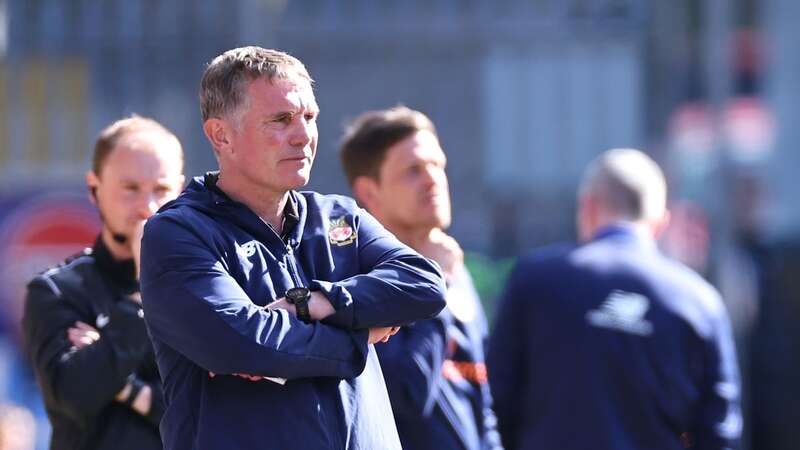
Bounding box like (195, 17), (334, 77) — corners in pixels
(238, 241), (258, 258)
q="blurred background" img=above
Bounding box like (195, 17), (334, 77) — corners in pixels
(0, 0), (798, 449)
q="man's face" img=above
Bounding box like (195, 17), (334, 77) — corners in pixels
(88, 131), (184, 249)
(226, 76), (319, 194)
(370, 130), (452, 231)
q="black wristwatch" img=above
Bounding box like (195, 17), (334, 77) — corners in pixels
(285, 287), (312, 323)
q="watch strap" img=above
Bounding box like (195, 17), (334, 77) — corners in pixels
(294, 299), (311, 323)
(286, 288), (312, 323)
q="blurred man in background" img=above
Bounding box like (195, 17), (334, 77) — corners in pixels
(488, 148), (741, 450)
(340, 106), (503, 450)
(22, 116), (185, 449)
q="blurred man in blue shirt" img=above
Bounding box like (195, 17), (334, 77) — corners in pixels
(340, 106), (503, 450)
(488, 148), (742, 450)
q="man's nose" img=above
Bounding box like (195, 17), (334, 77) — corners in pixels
(136, 193), (160, 219)
(289, 118), (315, 148)
(422, 165), (444, 187)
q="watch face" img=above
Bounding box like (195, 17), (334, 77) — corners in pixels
(286, 287), (310, 303)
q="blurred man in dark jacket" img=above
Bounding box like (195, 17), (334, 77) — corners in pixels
(22, 116), (185, 449)
(340, 106), (503, 450)
(488, 148), (742, 450)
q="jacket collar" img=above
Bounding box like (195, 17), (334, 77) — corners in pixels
(591, 222), (658, 251)
(200, 172), (306, 249)
(92, 235), (139, 294)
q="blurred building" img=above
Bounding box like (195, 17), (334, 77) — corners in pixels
(2, 0), (654, 255)
(4, 0), (796, 251)
(4, 1), (800, 449)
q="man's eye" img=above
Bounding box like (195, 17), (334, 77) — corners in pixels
(304, 113), (317, 122)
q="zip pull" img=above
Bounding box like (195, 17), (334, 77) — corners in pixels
(284, 244), (303, 287)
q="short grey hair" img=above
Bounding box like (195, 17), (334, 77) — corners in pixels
(199, 46), (313, 123)
(579, 148), (667, 222)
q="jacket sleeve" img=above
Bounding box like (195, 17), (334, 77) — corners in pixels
(375, 314), (449, 417)
(314, 209), (447, 329)
(691, 303), (742, 450)
(140, 215), (370, 380)
(22, 277), (152, 421)
(486, 261), (529, 450)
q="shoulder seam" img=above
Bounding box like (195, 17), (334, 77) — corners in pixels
(40, 255), (94, 297)
(40, 274), (62, 298)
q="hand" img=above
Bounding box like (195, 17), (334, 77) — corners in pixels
(127, 291), (143, 304)
(114, 380), (152, 416)
(413, 228), (464, 281)
(131, 220), (146, 280)
(209, 372), (263, 382)
(265, 297), (295, 315)
(67, 321), (100, 348)
(368, 326), (400, 344)
(308, 291), (335, 320)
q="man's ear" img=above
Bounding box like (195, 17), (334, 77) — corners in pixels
(352, 176), (379, 211)
(650, 210), (671, 240)
(203, 118), (233, 158)
(577, 194), (597, 242)
(86, 171), (99, 205)
(171, 174), (186, 194)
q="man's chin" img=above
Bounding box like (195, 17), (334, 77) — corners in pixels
(287, 180), (310, 191)
(414, 214), (449, 231)
(102, 228), (129, 245)
(279, 170), (311, 189)
(428, 208), (451, 230)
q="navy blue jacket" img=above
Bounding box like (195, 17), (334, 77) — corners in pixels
(377, 267), (503, 450)
(140, 174), (447, 450)
(488, 225), (741, 450)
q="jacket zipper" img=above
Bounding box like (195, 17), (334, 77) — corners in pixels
(284, 240), (304, 288)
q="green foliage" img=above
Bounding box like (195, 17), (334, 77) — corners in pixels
(463, 252), (515, 323)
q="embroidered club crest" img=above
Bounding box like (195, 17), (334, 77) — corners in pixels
(329, 217), (356, 246)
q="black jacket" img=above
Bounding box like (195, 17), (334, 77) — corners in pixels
(22, 237), (164, 450)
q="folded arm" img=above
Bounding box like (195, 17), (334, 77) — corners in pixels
(22, 279), (152, 420)
(316, 210), (447, 330)
(140, 216), (371, 380)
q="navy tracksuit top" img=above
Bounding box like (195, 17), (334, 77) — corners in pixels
(377, 267), (503, 450)
(487, 224), (741, 450)
(140, 174), (446, 450)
